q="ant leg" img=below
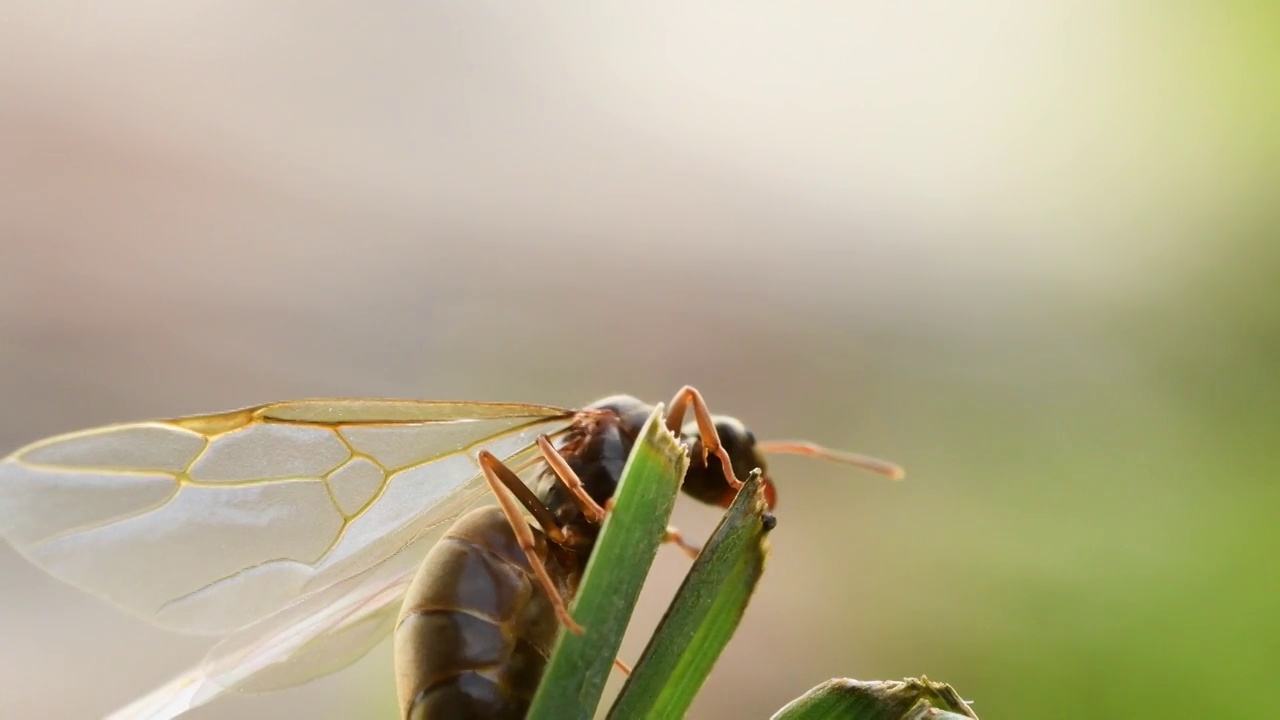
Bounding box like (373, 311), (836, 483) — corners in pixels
(477, 449), (568, 545)
(536, 435), (606, 523)
(666, 385), (743, 490)
(477, 450), (584, 636)
(663, 526), (702, 559)
(614, 658), (633, 676)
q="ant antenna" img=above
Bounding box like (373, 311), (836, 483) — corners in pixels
(757, 440), (906, 480)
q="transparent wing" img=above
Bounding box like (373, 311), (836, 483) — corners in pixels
(107, 560), (414, 720)
(107, 439), (553, 720)
(0, 398), (578, 635)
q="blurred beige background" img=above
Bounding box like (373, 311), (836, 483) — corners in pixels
(2, 2), (1276, 719)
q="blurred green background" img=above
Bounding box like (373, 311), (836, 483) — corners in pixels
(1, 3), (1275, 719)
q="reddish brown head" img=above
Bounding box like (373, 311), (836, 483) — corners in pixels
(679, 416), (778, 510)
(679, 416), (906, 511)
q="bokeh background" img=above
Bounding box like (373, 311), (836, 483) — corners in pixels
(2, 3), (1276, 719)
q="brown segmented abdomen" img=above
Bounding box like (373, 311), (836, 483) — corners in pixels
(394, 506), (580, 720)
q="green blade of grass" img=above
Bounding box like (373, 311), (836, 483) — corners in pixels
(606, 469), (773, 720)
(769, 678), (979, 720)
(526, 403), (689, 720)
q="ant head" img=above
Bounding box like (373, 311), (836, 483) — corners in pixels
(679, 416), (907, 512)
(680, 416), (778, 510)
